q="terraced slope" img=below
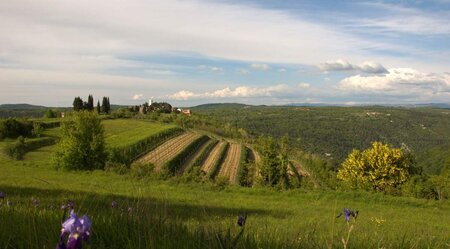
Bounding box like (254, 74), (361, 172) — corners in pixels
(177, 138), (212, 174)
(136, 132), (199, 171)
(201, 141), (225, 174)
(218, 143), (241, 183)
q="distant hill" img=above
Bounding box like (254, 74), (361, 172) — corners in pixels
(0, 103), (48, 110)
(192, 103), (251, 110)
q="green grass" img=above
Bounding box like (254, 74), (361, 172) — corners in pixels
(0, 139), (449, 248)
(103, 119), (176, 148)
(39, 119), (176, 149)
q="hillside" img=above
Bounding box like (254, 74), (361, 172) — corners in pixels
(193, 105), (450, 174)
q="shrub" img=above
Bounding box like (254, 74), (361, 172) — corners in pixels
(214, 176), (229, 190)
(5, 136), (27, 160)
(32, 123), (43, 137)
(44, 109), (58, 118)
(337, 141), (415, 191)
(53, 111), (108, 170)
(105, 161), (129, 175)
(0, 118), (33, 140)
(237, 145), (250, 186)
(130, 162), (155, 179)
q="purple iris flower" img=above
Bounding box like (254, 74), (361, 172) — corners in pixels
(0, 191), (4, 199)
(57, 210), (91, 249)
(336, 208), (359, 222)
(237, 214), (247, 227)
(111, 201), (118, 208)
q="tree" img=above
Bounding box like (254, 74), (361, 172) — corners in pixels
(101, 97), (109, 114)
(257, 135), (282, 186)
(87, 94), (94, 111)
(44, 109), (57, 118)
(96, 100), (101, 113)
(337, 141), (414, 191)
(54, 111), (107, 170)
(73, 97), (83, 111)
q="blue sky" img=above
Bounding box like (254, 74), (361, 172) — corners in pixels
(0, 0), (449, 106)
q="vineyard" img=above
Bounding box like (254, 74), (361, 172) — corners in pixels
(217, 143), (241, 184)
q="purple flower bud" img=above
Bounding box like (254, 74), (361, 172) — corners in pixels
(111, 201), (118, 208)
(237, 214), (247, 227)
(67, 200), (75, 210)
(56, 241), (67, 249)
(0, 191), (4, 199)
(66, 235), (82, 249)
(337, 208), (359, 222)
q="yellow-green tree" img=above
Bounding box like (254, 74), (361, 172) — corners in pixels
(337, 142), (414, 191)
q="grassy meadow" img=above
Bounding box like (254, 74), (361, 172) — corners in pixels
(0, 119), (449, 248)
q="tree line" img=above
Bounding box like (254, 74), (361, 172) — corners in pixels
(73, 95), (111, 114)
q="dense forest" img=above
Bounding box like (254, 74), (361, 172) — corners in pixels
(193, 104), (450, 174)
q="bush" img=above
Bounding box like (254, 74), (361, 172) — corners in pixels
(53, 111), (108, 170)
(5, 136), (27, 160)
(0, 118), (33, 140)
(337, 142), (414, 191)
(130, 162), (155, 179)
(32, 123), (43, 137)
(44, 109), (58, 118)
(105, 161), (129, 175)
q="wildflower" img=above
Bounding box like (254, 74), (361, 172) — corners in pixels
(32, 198), (39, 206)
(111, 201), (118, 208)
(336, 208), (359, 222)
(67, 200), (75, 210)
(0, 191), (4, 199)
(237, 213), (247, 227)
(57, 210), (91, 249)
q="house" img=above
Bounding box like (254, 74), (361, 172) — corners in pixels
(182, 109), (191, 116)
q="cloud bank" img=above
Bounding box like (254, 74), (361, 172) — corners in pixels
(318, 60), (388, 74)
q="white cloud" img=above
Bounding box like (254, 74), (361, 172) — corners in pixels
(338, 68), (450, 95)
(298, 83), (310, 88)
(318, 60), (388, 74)
(237, 69), (249, 75)
(168, 84), (289, 100)
(198, 65), (223, 73)
(250, 63), (271, 71)
(132, 94), (144, 100)
(278, 68), (287, 72)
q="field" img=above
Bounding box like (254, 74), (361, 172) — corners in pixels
(218, 143), (241, 184)
(1, 118), (449, 248)
(0, 144), (449, 248)
(201, 141), (226, 175)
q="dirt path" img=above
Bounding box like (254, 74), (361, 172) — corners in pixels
(201, 141), (225, 174)
(136, 132), (199, 172)
(218, 143), (241, 184)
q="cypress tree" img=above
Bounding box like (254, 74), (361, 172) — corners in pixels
(97, 100), (101, 113)
(87, 94), (94, 111)
(101, 97), (108, 114)
(73, 97), (83, 111)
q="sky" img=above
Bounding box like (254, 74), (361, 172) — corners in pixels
(1, 0), (450, 107)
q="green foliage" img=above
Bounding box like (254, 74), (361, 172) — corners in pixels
(109, 127), (184, 165)
(53, 111), (107, 170)
(161, 135), (210, 177)
(43, 109), (57, 118)
(0, 118), (33, 140)
(4, 136), (26, 159)
(237, 146), (251, 186)
(104, 161), (129, 175)
(208, 142), (229, 180)
(337, 142), (415, 191)
(72, 96), (83, 111)
(257, 135), (290, 186)
(130, 162), (155, 179)
(110, 108), (134, 119)
(31, 122), (43, 137)
(194, 105), (450, 174)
